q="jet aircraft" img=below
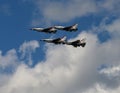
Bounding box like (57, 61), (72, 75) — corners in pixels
(65, 38), (86, 47)
(40, 36), (67, 44)
(54, 24), (78, 31)
(30, 26), (57, 33)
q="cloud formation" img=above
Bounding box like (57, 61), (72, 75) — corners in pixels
(31, 0), (97, 24)
(100, 65), (120, 80)
(19, 40), (39, 66)
(0, 49), (18, 73)
(0, 40), (39, 90)
(0, 0), (120, 93)
(30, 0), (120, 25)
(0, 24), (120, 93)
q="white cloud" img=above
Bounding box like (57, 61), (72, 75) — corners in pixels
(105, 18), (120, 37)
(99, 65), (120, 80)
(97, 0), (120, 14)
(0, 1), (120, 93)
(0, 40), (40, 92)
(19, 40), (39, 57)
(31, 0), (97, 24)
(19, 40), (39, 66)
(42, 0), (96, 22)
(0, 40), (39, 71)
(83, 84), (120, 93)
(0, 49), (18, 70)
(0, 28), (120, 93)
(29, 0), (120, 25)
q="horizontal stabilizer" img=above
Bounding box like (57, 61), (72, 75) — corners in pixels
(80, 43), (86, 47)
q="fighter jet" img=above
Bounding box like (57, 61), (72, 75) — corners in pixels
(54, 24), (78, 31)
(30, 26), (57, 33)
(40, 36), (67, 44)
(65, 38), (86, 47)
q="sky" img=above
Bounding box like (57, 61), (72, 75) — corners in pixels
(0, 0), (120, 93)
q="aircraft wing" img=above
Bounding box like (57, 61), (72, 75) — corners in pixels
(65, 40), (80, 46)
(71, 40), (80, 44)
(54, 26), (65, 30)
(40, 36), (67, 44)
(43, 27), (52, 31)
(52, 38), (61, 42)
(71, 38), (86, 44)
(40, 37), (61, 43)
(43, 27), (57, 33)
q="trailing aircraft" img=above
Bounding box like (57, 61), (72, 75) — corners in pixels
(54, 24), (78, 31)
(65, 38), (86, 47)
(40, 36), (67, 44)
(30, 26), (57, 33)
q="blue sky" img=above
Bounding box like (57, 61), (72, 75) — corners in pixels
(0, 0), (110, 61)
(0, 0), (120, 93)
(0, 0), (33, 50)
(0, 0), (95, 61)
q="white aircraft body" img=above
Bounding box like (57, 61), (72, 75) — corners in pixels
(40, 36), (67, 44)
(65, 38), (86, 47)
(30, 26), (57, 33)
(55, 24), (78, 31)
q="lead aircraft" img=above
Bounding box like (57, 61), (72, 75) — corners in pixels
(30, 26), (57, 33)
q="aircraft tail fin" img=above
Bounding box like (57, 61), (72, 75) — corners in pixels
(61, 36), (67, 44)
(62, 36), (67, 40)
(80, 38), (86, 43)
(74, 24), (78, 27)
(80, 38), (86, 47)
